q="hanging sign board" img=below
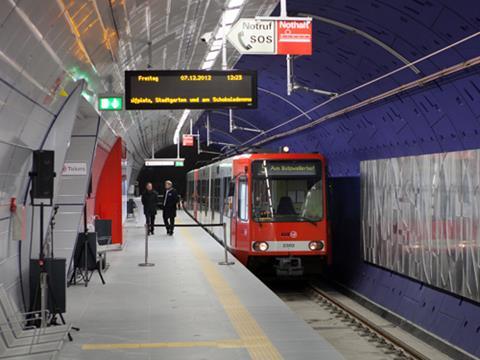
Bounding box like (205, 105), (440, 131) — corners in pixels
(227, 19), (276, 54)
(182, 134), (194, 147)
(227, 18), (312, 55)
(276, 20), (312, 55)
(125, 70), (257, 110)
(145, 158), (185, 167)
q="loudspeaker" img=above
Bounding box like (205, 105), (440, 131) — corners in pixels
(29, 258), (66, 314)
(31, 150), (55, 199)
(73, 232), (97, 270)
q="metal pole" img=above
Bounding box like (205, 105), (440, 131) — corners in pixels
(280, 0), (287, 17)
(207, 114), (210, 146)
(139, 224), (155, 266)
(287, 54), (292, 96)
(40, 272), (47, 328)
(229, 109), (234, 133)
(177, 137), (180, 159)
(218, 223), (234, 265)
(197, 130), (201, 154)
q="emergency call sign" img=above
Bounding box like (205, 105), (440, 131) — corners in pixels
(227, 18), (312, 55)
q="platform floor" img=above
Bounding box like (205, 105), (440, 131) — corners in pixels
(58, 211), (344, 360)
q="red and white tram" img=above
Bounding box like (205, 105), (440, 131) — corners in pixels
(185, 152), (329, 275)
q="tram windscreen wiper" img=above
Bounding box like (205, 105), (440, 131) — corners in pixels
(297, 216), (318, 226)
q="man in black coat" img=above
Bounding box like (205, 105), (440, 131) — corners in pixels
(141, 182), (158, 235)
(163, 180), (178, 235)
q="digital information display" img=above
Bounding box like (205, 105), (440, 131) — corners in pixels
(125, 70), (257, 110)
(253, 161), (321, 177)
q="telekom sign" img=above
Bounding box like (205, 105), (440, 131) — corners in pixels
(277, 20), (312, 55)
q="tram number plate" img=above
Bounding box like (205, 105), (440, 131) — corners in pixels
(282, 243), (296, 248)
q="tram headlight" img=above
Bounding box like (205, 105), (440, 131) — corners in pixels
(308, 241), (325, 251)
(253, 241), (269, 252)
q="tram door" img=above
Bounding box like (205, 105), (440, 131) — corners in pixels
(230, 178), (237, 248)
(235, 176), (249, 250)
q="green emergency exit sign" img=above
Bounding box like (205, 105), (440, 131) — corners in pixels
(175, 160), (184, 167)
(98, 96), (123, 111)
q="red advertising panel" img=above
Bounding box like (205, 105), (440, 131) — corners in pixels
(182, 134), (194, 147)
(276, 20), (312, 55)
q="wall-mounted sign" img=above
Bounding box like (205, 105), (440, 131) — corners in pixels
(98, 96), (123, 111)
(228, 18), (312, 55)
(182, 134), (194, 147)
(145, 158), (185, 167)
(62, 162), (88, 176)
(125, 70), (257, 110)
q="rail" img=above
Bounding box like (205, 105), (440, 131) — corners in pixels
(308, 283), (430, 360)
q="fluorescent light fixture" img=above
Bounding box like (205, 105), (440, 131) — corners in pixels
(222, 8), (242, 25)
(227, 0), (246, 8)
(201, 60), (215, 69)
(210, 39), (223, 51)
(206, 50), (220, 62)
(173, 110), (191, 144)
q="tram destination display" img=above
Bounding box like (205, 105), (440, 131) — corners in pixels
(252, 160), (321, 177)
(125, 70), (257, 110)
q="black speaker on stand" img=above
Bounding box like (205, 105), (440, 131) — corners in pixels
(28, 151), (79, 338)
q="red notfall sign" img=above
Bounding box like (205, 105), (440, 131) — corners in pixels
(182, 134), (194, 147)
(276, 20), (312, 55)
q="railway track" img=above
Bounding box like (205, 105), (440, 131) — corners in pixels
(306, 283), (429, 360)
(268, 279), (455, 360)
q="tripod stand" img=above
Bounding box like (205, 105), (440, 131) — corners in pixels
(68, 233), (106, 287)
(68, 205), (106, 287)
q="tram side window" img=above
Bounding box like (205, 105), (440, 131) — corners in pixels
(200, 180), (205, 209)
(238, 178), (248, 221)
(223, 177), (231, 217)
(213, 178), (221, 212)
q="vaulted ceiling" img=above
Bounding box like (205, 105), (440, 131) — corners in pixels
(1, 0), (479, 177)
(0, 0), (277, 171)
(196, 0), (480, 176)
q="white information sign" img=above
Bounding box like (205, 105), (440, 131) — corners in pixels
(227, 19), (275, 54)
(62, 162), (88, 176)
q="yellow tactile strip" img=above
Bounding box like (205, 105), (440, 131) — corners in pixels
(183, 228), (283, 360)
(82, 339), (245, 350)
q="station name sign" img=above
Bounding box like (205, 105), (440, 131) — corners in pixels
(125, 70), (257, 110)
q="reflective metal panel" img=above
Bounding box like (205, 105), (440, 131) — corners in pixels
(361, 150), (480, 302)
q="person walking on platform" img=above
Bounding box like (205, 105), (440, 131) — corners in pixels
(142, 182), (158, 235)
(163, 180), (178, 235)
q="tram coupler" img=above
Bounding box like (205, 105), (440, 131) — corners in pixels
(274, 257), (303, 276)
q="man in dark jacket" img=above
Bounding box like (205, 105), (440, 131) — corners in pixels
(141, 182), (158, 235)
(163, 180), (178, 235)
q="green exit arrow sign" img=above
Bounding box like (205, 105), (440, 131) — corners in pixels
(98, 96), (123, 111)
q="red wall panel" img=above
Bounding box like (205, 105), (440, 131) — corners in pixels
(94, 138), (123, 244)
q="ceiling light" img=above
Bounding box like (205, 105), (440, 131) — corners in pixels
(222, 8), (242, 25)
(201, 60), (215, 69)
(210, 39), (223, 51)
(227, 0), (246, 8)
(205, 51), (220, 62)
